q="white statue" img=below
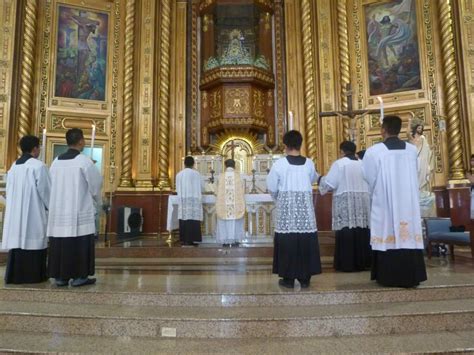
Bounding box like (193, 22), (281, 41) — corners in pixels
(408, 118), (435, 217)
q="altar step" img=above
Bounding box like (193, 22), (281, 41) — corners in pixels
(1, 329), (474, 354)
(93, 256), (335, 271)
(1, 283), (474, 339)
(94, 233), (335, 259)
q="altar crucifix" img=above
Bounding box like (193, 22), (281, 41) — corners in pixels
(319, 84), (383, 142)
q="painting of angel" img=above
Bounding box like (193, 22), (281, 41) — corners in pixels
(54, 6), (108, 101)
(365, 0), (421, 95)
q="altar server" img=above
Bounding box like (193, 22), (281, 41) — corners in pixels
(267, 130), (322, 289)
(319, 141), (371, 272)
(47, 128), (102, 287)
(215, 159), (245, 246)
(2, 135), (51, 284)
(176, 156), (203, 246)
(363, 115), (427, 288)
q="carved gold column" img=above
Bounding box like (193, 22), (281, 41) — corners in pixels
(439, 0), (466, 182)
(17, 0), (37, 156)
(301, 0), (318, 163)
(0, 0), (17, 173)
(157, 0), (172, 190)
(337, 0), (350, 141)
(135, 0), (155, 189)
(284, 0), (305, 151)
(119, 0), (135, 188)
(169, 1), (187, 189)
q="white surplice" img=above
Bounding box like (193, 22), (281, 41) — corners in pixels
(2, 158), (51, 250)
(267, 157), (319, 234)
(47, 154), (102, 238)
(362, 142), (423, 251)
(176, 168), (203, 221)
(319, 157), (370, 230)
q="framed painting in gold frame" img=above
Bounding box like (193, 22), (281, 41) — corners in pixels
(49, 1), (113, 109)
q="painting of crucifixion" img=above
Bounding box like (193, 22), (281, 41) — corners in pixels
(54, 5), (108, 101)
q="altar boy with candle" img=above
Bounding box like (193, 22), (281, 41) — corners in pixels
(2, 135), (51, 284)
(47, 128), (102, 287)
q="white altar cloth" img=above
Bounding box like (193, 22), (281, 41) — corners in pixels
(167, 194), (274, 241)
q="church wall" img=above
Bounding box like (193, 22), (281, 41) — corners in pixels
(31, 0), (125, 194)
(0, 0), (18, 177)
(343, 0), (452, 187)
(456, 0), (474, 168)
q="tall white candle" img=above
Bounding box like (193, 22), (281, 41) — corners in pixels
(288, 111), (294, 131)
(41, 128), (46, 162)
(253, 156), (256, 171)
(376, 96), (384, 124)
(211, 156), (215, 171)
(90, 124), (96, 157)
(248, 212), (253, 236)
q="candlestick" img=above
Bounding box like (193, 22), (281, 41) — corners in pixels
(376, 96), (384, 124)
(41, 128), (46, 162)
(90, 124), (96, 158)
(288, 111), (294, 131)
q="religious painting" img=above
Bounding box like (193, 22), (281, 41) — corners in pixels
(365, 0), (421, 95)
(54, 5), (108, 101)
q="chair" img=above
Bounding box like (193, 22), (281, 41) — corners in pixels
(424, 217), (473, 260)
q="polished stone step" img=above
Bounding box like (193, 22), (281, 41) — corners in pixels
(94, 234), (336, 259)
(1, 298), (474, 338)
(1, 329), (474, 354)
(2, 283), (474, 308)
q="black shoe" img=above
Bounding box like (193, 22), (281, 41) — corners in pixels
(71, 278), (96, 287)
(232, 242), (240, 247)
(55, 279), (69, 287)
(298, 278), (310, 289)
(278, 278), (295, 289)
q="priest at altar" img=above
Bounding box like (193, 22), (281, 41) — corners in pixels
(215, 159), (246, 246)
(2, 136), (51, 284)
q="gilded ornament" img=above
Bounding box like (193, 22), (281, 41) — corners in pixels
(439, 0), (465, 181)
(17, 0), (37, 155)
(301, 0), (318, 162)
(119, 0), (135, 188)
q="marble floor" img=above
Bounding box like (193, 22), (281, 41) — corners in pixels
(0, 329), (473, 354)
(1, 256), (474, 353)
(1, 256), (473, 294)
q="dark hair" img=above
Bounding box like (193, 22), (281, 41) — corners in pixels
(357, 150), (366, 160)
(66, 128), (84, 146)
(283, 130), (303, 150)
(184, 156), (194, 168)
(411, 124), (423, 137)
(340, 141), (356, 154)
(382, 115), (402, 136)
(19, 135), (40, 153)
(224, 159), (235, 168)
